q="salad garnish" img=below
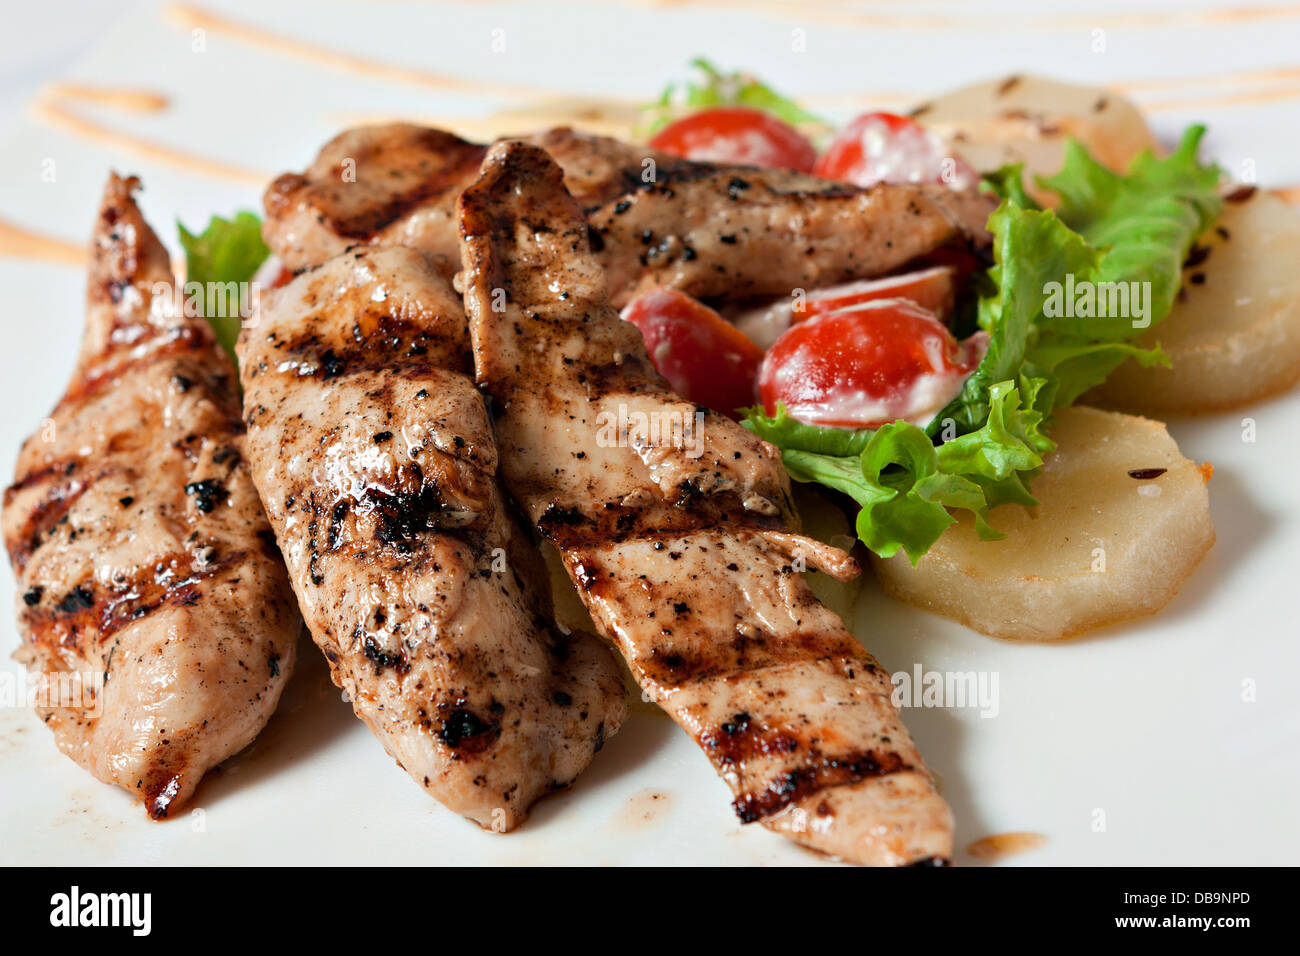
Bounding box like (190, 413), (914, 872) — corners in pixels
(745, 127), (1223, 564)
(638, 57), (828, 138)
(177, 211), (270, 361)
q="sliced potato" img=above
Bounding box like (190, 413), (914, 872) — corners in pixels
(914, 75), (1158, 206)
(1088, 189), (1300, 413)
(872, 407), (1214, 641)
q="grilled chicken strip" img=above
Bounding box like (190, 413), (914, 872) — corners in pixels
(1, 174), (300, 819)
(264, 123), (993, 306)
(238, 244), (625, 830)
(458, 141), (954, 865)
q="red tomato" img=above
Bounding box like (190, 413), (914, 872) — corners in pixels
(759, 299), (986, 429)
(253, 253), (293, 289)
(813, 112), (976, 189)
(649, 106), (818, 173)
(793, 265), (957, 325)
(621, 288), (765, 417)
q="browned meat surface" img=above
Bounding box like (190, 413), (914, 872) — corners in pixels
(264, 123), (993, 306)
(577, 140), (995, 306)
(1, 174), (301, 819)
(238, 244), (625, 830)
(457, 141), (954, 865)
(264, 126), (487, 279)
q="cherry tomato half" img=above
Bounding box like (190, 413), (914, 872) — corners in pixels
(649, 106), (818, 173)
(759, 299), (986, 429)
(621, 287), (765, 417)
(730, 265), (959, 352)
(813, 112), (976, 189)
(793, 265), (957, 325)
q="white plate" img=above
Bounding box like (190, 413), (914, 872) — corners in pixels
(2, 0), (1298, 866)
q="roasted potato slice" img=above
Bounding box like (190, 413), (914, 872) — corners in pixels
(871, 407), (1214, 641)
(914, 75), (1159, 206)
(1088, 189), (1300, 413)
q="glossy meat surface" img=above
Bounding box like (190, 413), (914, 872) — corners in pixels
(2, 174), (300, 819)
(457, 142), (954, 865)
(238, 244), (625, 829)
(263, 123), (993, 306)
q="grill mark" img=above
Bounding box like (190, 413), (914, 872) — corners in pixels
(274, 134), (487, 239)
(539, 497), (784, 550)
(22, 549), (245, 649)
(601, 159), (859, 202)
(732, 749), (913, 824)
(4, 458), (80, 501)
(700, 713), (800, 767)
(56, 324), (211, 407)
(269, 350), (447, 385)
(273, 317), (470, 378)
(7, 475), (92, 571)
(636, 628), (867, 687)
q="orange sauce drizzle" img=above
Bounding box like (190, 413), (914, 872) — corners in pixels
(967, 831), (1049, 861)
(165, 3), (636, 104)
(45, 84), (170, 114)
(0, 219), (84, 267)
(29, 97), (269, 185)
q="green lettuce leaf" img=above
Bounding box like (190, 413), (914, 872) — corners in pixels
(746, 126), (1223, 563)
(637, 58), (827, 138)
(177, 212), (270, 362)
(745, 381), (1052, 564)
(938, 126), (1221, 433)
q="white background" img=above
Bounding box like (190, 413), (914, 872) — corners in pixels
(0, 0), (1297, 866)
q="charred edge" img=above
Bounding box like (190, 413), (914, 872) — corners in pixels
(362, 463), (453, 546)
(536, 503), (590, 540)
(436, 706), (500, 755)
(731, 749), (912, 824)
(362, 634), (409, 674)
(256, 528), (282, 560)
(144, 771), (185, 821)
(185, 479), (229, 513)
